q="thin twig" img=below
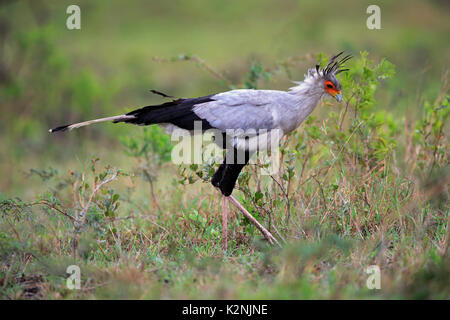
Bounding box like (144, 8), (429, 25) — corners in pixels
(79, 171), (118, 224)
(268, 173), (291, 225)
(31, 200), (75, 221)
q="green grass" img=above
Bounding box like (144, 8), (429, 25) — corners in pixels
(0, 157), (448, 299)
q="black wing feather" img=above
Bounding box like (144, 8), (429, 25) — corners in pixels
(115, 95), (216, 131)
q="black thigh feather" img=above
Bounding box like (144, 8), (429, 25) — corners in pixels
(212, 148), (251, 196)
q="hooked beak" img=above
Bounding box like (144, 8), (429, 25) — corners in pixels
(327, 88), (343, 103)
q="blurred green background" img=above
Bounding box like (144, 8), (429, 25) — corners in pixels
(1, 0), (449, 196)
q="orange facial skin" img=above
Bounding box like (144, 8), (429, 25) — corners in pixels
(324, 80), (341, 97)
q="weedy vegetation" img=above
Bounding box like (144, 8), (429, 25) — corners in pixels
(1, 50), (448, 299)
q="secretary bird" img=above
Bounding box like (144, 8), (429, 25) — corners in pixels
(50, 52), (351, 249)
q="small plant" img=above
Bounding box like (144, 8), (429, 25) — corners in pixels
(1, 158), (125, 259)
(413, 96), (449, 175)
(120, 126), (173, 212)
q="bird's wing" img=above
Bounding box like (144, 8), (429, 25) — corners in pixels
(192, 89), (287, 132)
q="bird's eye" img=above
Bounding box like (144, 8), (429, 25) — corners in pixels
(325, 81), (334, 89)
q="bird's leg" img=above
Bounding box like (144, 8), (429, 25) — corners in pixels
(222, 195), (228, 251)
(227, 195), (281, 247)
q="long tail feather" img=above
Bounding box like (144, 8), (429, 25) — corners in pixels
(49, 93), (214, 133)
(49, 115), (135, 133)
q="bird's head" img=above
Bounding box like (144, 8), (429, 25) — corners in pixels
(312, 52), (352, 103)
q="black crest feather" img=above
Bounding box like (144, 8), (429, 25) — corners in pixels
(322, 51), (352, 75)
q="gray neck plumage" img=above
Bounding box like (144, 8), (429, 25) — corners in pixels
(286, 69), (325, 130)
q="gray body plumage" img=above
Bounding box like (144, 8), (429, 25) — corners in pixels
(191, 69), (325, 151)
